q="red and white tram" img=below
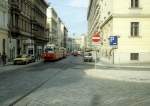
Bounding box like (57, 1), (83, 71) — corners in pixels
(42, 44), (66, 61)
(59, 47), (67, 58)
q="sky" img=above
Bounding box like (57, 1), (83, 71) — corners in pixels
(46, 0), (89, 36)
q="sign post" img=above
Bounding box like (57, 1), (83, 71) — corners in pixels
(109, 36), (118, 64)
(92, 32), (101, 70)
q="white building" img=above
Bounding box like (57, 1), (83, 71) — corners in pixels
(47, 6), (58, 46)
(47, 6), (68, 48)
(0, 0), (9, 56)
(87, 0), (150, 64)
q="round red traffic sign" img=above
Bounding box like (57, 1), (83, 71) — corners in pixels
(92, 32), (101, 42)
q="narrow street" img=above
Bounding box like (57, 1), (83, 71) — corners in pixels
(0, 0), (150, 106)
(0, 56), (150, 106)
(0, 56), (85, 106)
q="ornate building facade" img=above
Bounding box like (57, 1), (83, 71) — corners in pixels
(8, 0), (48, 58)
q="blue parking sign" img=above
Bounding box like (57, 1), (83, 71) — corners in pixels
(109, 36), (118, 45)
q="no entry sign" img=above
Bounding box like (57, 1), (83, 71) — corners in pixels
(92, 32), (101, 43)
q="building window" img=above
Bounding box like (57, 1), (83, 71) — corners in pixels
(12, 14), (15, 27)
(15, 14), (18, 28)
(3, 12), (5, 27)
(131, 0), (139, 8)
(25, 20), (27, 32)
(130, 53), (139, 60)
(23, 19), (25, 31)
(22, 19), (24, 30)
(131, 22), (139, 37)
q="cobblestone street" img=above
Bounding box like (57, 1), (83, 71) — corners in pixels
(0, 56), (83, 106)
(0, 56), (149, 106)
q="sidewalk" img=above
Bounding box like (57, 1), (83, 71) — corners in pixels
(0, 60), (42, 74)
(85, 68), (150, 83)
(85, 61), (150, 83)
(95, 60), (150, 69)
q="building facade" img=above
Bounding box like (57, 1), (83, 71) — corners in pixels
(8, 0), (48, 59)
(31, 0), (49, 57)
(63, 26), (68, 48)
(0, 0), (9, 57)
(61, 23), (68, 48)
(47, 6), (58, 46)
(47, 6), (68, 48)
(67, 37), (73, 52)
(87, 0), (150, 64)
(70, 35), (85, 52)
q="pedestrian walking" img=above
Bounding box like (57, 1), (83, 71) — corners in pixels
(0, 52), (2, 66)
(2, 52), (7, 66)
(37, 53), (41, 60)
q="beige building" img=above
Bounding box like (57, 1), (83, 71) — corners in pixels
(0, 0), (9, 56)
(87, 0), (150, 64)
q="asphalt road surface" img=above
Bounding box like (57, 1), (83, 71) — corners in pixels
(0, 56), (150, 106)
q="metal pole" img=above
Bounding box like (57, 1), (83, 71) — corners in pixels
(113, 49), (114, 64)
(95, 47), (97, 70)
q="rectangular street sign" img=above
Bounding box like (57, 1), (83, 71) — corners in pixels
(109, 36), (118, 46)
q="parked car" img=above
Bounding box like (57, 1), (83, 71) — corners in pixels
(83, 52), (93, 62)
(13, 55), (31, 65)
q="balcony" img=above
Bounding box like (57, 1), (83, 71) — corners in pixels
(9, 1), (21, 14)
(10, 26), (20, 38)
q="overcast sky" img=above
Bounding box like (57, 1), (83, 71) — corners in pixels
(46, 0), (89, 36)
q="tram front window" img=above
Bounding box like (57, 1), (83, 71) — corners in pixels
(45, 48), (54, 52)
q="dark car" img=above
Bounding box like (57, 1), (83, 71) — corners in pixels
(72, 51), (78, 56)
(73, 52), (78, 56)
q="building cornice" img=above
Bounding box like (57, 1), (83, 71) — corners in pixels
(100, 14), (150, 29)
(100, 15), (112, 29)
(113, 14), (150, 18)
(40, 0), (49, 7)
(87, 0), (93, 20)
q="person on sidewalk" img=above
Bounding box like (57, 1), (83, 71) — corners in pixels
(0, 52), (2, 66)
(37, 53), (41, 61)
(2, 52), (7, 66)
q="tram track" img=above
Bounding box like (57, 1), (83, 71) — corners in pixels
(8, 64), (69, 106)
(0, 56), (84, 106)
